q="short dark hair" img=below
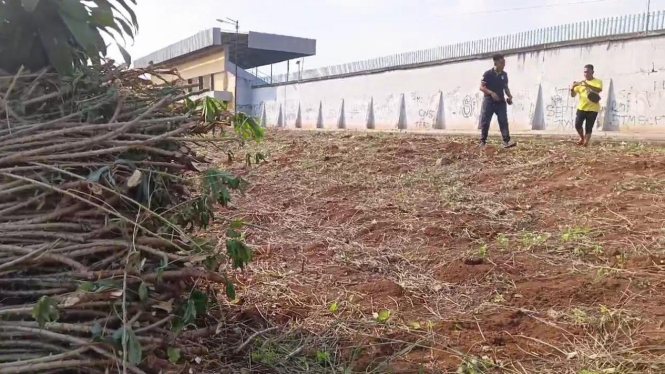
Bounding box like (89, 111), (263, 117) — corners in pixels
(493, 54), (505, 62)
(584, 64), (594, 71)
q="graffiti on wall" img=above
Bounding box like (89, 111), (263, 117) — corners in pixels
(545, 87), (577, 130)
(445, 88), (482, 121)
(461, 95), (477, 118)
(608, 85), (665, 128)
(404, 91), (440, 129)
(237, 103), (263, 118)
(416, 108), (435, 128)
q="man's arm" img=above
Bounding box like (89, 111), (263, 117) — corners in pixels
(583, 81), (602, 93)
(571, 82), (580, 97)
(480, 82), (501, 101)
(479, 82), (494, 96)
(504, 85), (513, 104)
(504, 74), (511, 99)
(480, 72), (500, 100)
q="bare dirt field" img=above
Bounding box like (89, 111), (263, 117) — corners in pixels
(210, 130), (665, 373)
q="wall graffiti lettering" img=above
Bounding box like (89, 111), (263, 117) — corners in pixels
(546, 88), (577, 129)
(414, 108), (435, 129)
(419, 109), (435, 119)
(410, 92), (424, 104)
(237, 103), (263, 116)
(609, 86), (665, 127)
(654, 80), (665, 92)
(461, 95), (476, 118)
(510, 90), (532, 113)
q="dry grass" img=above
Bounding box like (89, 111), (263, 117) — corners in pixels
(203, 130), (665, 373)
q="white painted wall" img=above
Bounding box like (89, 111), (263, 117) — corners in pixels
(248, 34), (665, 134)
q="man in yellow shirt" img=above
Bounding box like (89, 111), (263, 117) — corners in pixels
(571, 64), (603, 146)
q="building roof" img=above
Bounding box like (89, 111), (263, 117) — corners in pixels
(134, 28), (316, 69)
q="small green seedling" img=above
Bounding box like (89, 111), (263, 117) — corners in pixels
(478, 244), (488, 258)
(374, 310), (391, 324)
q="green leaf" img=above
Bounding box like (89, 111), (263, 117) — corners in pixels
(230, 219), (245, 229)
(171, 317), (184, 334)
(375, 310), (391, 324)
(21, 0), (41, 12)
(226, 228), (241, 238)
(79, 281), (96, 292)
(167, 347), (181, 364)
(39, 22), (74, 75)
(59, 0), (89, 20)
(92, 9), (125, 45)
(61, 14), (99, 56)
(87, 166), (110, 182)
(112, 0), (139, 32)
(226, 239), (252, 269)
(182, 299), (196, 325)
(115, 17), (134, 39)
(184, 98), (196, 112)
(190, 290), (207, 316)
(32, 296), (60, 328)
(234, 112), (265, 142)
(112, 327), (123, 344)
(90, 7), (117, 29)
(203, 254), (222, 271)
(91, 322), (103, 341)
(117, 43), (131, 65)
(225, 280), (236, 300)
(126, 328), (142, 365)
(329, 302), (339, 313)
(316, 351), (331, 365)
(138, 282), (148, 301)
(79, 280), (119, 293)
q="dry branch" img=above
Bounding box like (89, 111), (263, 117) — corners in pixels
(0, 62), (257, 374)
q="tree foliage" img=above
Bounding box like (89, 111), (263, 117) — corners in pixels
(0, 0), (137, 74)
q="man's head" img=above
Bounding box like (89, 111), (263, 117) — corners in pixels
(493, 54), (506, 71)
(584, 64), (594, 80)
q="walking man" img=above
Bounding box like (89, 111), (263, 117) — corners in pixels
(571, 64), (603, 146)
(479, 54), (516, 148)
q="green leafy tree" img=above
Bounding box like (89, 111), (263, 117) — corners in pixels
(0, 0), (137, 74)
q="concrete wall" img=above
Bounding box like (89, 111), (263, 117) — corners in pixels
(247, 34), (665, 135)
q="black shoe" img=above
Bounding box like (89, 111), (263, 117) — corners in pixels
(502, 140), (516, 148)
(479, 141), (487, 148)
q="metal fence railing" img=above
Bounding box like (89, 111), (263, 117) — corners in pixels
(253, 10), (665, 87)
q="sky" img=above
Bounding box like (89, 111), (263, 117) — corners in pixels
(110, 0), (664, 75)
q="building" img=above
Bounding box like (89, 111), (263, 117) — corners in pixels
(134, 28), (316, 109)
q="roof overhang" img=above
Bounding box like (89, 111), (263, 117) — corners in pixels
(134, 28), (316, 69)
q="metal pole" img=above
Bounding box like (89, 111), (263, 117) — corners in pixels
(270, 64), (273, 84)
(286, 60), (290, 83)
(646, 0), (652, 33)
(234, 20), (239, 112)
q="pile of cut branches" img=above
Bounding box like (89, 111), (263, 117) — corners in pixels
(0, 64), (262, 374)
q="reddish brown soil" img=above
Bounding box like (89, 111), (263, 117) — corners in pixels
(213, 131), (665, 373)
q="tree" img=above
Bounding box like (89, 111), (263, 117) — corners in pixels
(0, 0), (137, 75)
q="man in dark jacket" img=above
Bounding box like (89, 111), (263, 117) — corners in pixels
(479, 54), (516, 148)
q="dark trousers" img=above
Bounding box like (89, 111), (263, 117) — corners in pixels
(480, 98), (510, 143)
(575, 110), (599, 136)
